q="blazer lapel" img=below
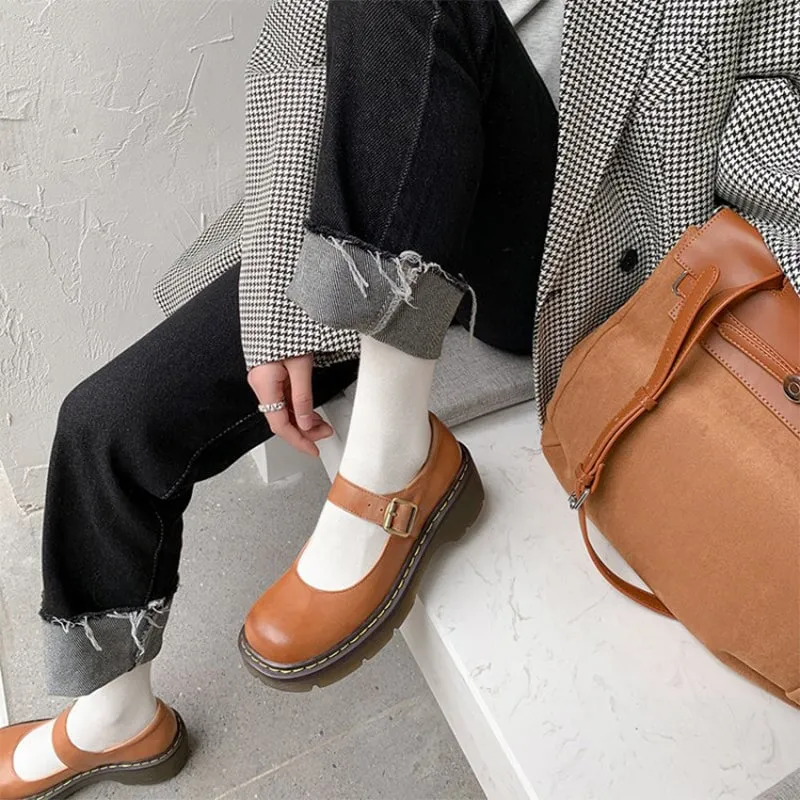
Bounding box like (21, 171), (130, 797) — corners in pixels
(537, 0), (664, 298)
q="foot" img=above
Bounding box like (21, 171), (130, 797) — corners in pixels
(240, 412), (485, 688)
(13, 663), (157, 782)
(0, 700), (187, 800)
(296, 335), (437, 592)
(295, 411), (432, 591)
(11, 694), (158, 782)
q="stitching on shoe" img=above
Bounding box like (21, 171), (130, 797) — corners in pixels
(242, 448), (472, 676)
(33, 717), (185, 800)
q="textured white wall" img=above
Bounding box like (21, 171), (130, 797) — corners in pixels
(0, 0), (268, 511)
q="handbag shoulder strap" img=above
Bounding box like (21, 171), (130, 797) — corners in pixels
(569, 218), (784, 616)
(577, 505), (675, 616)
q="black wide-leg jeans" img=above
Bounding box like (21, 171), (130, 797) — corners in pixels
(288, 0), (558, 356)
(40, 0), (557, 697)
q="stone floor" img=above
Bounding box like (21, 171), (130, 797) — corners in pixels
(0, 453), (484, 800)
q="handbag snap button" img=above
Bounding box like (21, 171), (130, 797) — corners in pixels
(784, 375), (800, 403)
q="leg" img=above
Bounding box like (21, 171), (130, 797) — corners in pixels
(8, 262), (358, 787)
(241, 0), (556, 684)
(293, 0), (556, 589)
(286, 0), (496, 592)
(299, 337), (437, 590)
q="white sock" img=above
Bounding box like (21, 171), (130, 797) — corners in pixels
(297, 336), (436, 591)
(13, 662), (157, 781)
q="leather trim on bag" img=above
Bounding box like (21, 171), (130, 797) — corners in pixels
(703, 330), (800, 438)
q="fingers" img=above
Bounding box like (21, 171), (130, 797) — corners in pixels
(247, 362), (317, 456)
(273, 404), (320, 456)
(300, 411), (334, 442)
(246, 358), (334, 457)
(283, 355), (315, 431)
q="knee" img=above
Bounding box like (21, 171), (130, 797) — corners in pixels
(57, 379), (92, 436)
(56, 369), (118, 448)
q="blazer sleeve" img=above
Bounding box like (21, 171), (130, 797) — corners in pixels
(239, 0), (361, 371)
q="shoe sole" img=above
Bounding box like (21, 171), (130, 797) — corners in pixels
(238, 442), (485, 692)
(26, 712), (189, 800)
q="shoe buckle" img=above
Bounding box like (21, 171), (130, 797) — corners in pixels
(383, 498), (418, 537)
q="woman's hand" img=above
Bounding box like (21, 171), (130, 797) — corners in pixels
(247, 354), (334, 457)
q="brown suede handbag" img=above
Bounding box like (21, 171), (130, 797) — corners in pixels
(541, 208), (800, 707)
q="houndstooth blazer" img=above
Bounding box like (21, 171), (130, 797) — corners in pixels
(152, 0), (800, 423)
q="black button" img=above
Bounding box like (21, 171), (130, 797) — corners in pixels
(619, 248), (639, 274)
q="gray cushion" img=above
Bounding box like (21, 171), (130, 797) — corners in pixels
(429, 326), (535, 428)
(335, 326), (535, 430)
(756, 770), (800, 800)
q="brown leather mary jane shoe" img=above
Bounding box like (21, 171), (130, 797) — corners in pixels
(0, 699), (188, 800)
(239, 412), (484, 690)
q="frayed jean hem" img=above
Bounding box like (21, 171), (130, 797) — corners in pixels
(286, 228), (474, 361)
(40, 598), (171, 697)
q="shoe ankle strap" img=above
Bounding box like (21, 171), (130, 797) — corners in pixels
(328, 474), (421, 537)
(326, 412), (446, 538)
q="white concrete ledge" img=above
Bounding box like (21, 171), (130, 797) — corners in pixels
(257, 399), (800, 800)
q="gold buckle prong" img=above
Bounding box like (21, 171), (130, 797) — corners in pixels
(382, 498), (418, 537)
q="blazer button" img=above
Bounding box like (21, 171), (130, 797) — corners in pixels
(619, 248), (639, 274)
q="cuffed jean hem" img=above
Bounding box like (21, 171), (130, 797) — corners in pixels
(40, 597), (172, 697)
(286, 228), (472, 360)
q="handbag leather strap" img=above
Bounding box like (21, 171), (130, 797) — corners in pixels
(570, 260), (785, 617)
(578, 505), (674, 617)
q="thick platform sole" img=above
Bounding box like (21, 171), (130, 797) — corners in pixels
(238, 443), (485, 692)
(27, 712), (189, 800)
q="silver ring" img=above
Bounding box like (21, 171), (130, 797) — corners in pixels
(258, 401), (286, 414)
